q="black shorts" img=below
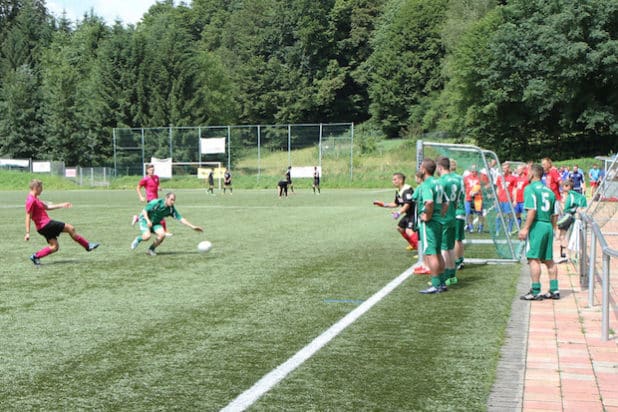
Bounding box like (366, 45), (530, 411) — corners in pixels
(278, 180), (288, 188)
(38, 220), (65, 240)
(398, 215), (417, 231)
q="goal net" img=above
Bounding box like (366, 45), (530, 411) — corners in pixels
(416, 140), (523, 264)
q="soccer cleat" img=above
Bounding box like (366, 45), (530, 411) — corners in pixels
(165, 232), (173, 238)
(131, 238), (140, 250)
(406, 244), (417, 251)
(30, 254), (40, 266)
(131, 215), (138, 226)
(413, 266), (431, 275)
(420, 286), (444, 294)
(456, 262), (465, 270)
(520, 290), (544, 301)
(543, 290), (561, 300)
(87, 242), (100, 252)
(146, 248), (157, 256)
(438, 284), (448, 293)
(445, 277), (458, 286)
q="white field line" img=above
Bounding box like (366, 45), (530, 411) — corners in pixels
(221, 265), (415, 412)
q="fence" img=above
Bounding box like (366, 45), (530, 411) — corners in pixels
(575, 154), (618, 341)
(112, 123), (355, 180)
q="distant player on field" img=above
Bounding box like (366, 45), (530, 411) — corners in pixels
(131, 192), (203, 256)
(312, 166), (321, 194)
(223, 168), (233, 194)
(25, 179), (100, 266)
(207, 170), (215, 195)
(277, 179), (289, 197)
(285, 166), (294, 193)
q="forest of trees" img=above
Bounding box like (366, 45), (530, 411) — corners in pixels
(0, 0), (617, 166)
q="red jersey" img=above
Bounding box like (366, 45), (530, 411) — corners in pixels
(512, 175), (529, 203)
(138, 175), (160, 201)
(496, 173), (516, 202)
(25, 194), (51, 230)
(463, 172), (488, 201)
(544, 167), (562, 201)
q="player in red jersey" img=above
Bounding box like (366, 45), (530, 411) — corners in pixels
(511, 164), (529, 228)
(25, 179), (99, 266)
(542, 157), (562, 202)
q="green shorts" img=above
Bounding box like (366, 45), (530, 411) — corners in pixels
(419, 219), (442, 256)
(441, 219), (456, 251)
(138, 218), (164, 235)
(455, 217), (466, 242)
(525, 221), (554, 261)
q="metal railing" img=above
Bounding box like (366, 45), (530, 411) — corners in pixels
(579, 213), (618, 341)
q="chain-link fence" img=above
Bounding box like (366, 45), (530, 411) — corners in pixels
(113, 123), (354, 180)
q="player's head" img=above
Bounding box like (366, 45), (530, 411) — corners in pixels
(392, 172), (405, 187)
(146, 164), (154, 174)
(436, 157), (450, 174)
(449, 159), (457, 172)
(541, 157), (553, 171)
(562, 179), (574, 190)
(530, 164), (544, 180)
(421, 158), (436, 176)
(469, 164), (478, 174)
(164, 192), (176, 206)
(29, 179), (43, 193)
(502, 162), (511, 173)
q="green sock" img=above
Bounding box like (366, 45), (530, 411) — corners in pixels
(455, 257), (463, 266)
(439, 272), (448, 284)
(447, 268), (456, 279)
(532, 282), (541, 294)
(431, 276), (441, 287)
(549, 279), (559, 292)
(135, 236), (142, 244)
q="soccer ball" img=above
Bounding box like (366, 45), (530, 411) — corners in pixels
(197, 240), (212, 253)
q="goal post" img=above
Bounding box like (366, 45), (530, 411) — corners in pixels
(416, 140), (523, 264)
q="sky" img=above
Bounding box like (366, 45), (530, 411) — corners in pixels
(47, 0), (160, 26)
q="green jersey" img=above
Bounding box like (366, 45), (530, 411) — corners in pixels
(418, 176), (446, 223)
(563, 190), (587, 214)
(144, 198), (183, 225)
(523, 181), (557, 222)
(439, 172), (463, 223)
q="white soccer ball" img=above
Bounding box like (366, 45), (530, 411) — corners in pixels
(197, 240), (213, 253)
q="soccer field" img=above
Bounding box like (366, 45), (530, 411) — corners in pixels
(1, 188), (519, 410)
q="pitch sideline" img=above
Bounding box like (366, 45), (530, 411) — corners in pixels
(221, 265), (415, 411)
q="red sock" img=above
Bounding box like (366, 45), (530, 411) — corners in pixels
(36, 246), (54, 258)
(162, 219), (167, 231)
(74, 235), (89, 249)
(410, 232), (418, 248)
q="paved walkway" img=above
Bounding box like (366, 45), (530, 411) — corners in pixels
(489, 245), (618, 411)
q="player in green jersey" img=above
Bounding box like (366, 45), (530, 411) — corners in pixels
(131, 192), (203, 256)
(557, 179), (587, 260)
(519, 164), (559, 300)
(450, 159), (466, 271)
(418, 158), (449, 294)
(437, 157), (463, 286)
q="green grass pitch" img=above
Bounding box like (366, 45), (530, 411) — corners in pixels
(0, 188), (519, 410)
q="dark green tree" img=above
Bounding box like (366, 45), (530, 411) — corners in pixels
(366, 0), (448, 137)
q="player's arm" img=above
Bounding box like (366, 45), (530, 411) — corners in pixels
(179, 218), (203, 232)
(421, 200), (434, 221)
(518, 208), (536, 240)
(44, 202), (72, 210)
(373, 200), (396, 208)
(136, 182), (146, 202)
(25, 212), (32, 241)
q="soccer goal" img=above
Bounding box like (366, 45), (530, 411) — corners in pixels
(416, 140), (523, 264)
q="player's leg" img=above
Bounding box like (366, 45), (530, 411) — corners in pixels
(420, 221), (446, 294)
(148, 226), (166, 255)
(131, 219), (152, 249)
(63, 222), (99, 251)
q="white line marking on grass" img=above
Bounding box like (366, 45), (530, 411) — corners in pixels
(221, 265), (415, 412)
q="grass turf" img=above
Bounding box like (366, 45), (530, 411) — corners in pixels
(0, 188), (519, 410)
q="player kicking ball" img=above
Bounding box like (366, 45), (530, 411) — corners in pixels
(25, 179), (100, 266)
(130, 192), (203, 255)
